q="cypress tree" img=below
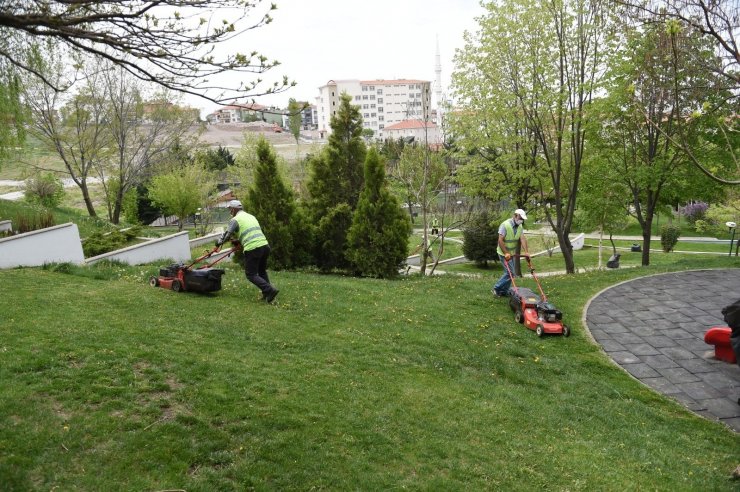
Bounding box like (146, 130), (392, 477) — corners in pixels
(347, 148), (411, 278)
(246, 137), (301, 269)
(462, 211), (499, 267)
(305, 92), (367, 271)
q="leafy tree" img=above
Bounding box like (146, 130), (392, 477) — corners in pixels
(614, 0), (740, 184)
(148, 164), (215, 231)
(22, 48), (109, 217)
(287, 98), (303, 145)
(245, 137), (306, 269)
(592, 22), (726, 265)
(394, 144), (449, 274)
(450, 11), (541, 209)
(452, 0), (612, 274)
(100, 66), (196, 224)
(196, 145), (234, 171)
(0, 69), (24, 163)
(462, 211), (499, 267)
(0, 1), (294, 104)
(577, 146), (631, 267)
(24, 172), (65, 208)
(305, 93), (366, 271)
(347, 148), (411, 278)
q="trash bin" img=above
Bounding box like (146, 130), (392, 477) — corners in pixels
(606, 253), (621, 268)
(630, 243), (641, 252)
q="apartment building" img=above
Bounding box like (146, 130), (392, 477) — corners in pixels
(206, 102), (284, 126)
(316, 79), (432, 139)
(383, 119), (441, 146)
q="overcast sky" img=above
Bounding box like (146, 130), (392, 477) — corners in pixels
(190, 0), (486, 117)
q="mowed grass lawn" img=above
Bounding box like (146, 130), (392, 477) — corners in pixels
(1, 258), (739, 490)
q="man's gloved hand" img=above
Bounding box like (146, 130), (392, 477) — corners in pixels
(504, 253), (511, 261)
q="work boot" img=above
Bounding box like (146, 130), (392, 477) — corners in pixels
(265, 288), (279, 303)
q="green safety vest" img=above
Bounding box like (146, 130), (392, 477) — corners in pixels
(233, 210), (268, 251)
(497, 219), (522, 256)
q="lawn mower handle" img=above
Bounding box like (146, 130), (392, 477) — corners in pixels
(503, 253), (547, 302)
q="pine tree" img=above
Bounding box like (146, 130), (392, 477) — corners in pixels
(347, 148), (411, 278)
(305, 92), (367, 271)
(246, 137), (302, 269)
(462, 211), (499, 267)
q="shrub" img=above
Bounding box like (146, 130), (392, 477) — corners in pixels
(24, 173), (65, 208)
(462, 211), (499, 267)
(680, 201), (708, 224)
(694, 200), (739, 237)
(82, 226), (142, 257)
(660, 224), (681, 252)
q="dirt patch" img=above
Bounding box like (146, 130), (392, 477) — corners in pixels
(200, 124), (297, 148)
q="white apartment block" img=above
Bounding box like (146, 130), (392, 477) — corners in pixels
(316, 79), (432, 139)
(383, 120), (442, 146)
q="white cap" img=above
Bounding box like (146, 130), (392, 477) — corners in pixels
(514, 208), (528, 220)
(227, 199), (243, 209)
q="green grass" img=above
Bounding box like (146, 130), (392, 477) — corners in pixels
(616, 213), (722, 238)
(1, 258), (738, 490)
(584, 238), (733, 254)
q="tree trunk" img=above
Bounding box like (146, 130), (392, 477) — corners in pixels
(641, 226), (652, 266)
(112, 187), (124, 224)
(556, 231), (575, 274)
(79, 181), (97, 218)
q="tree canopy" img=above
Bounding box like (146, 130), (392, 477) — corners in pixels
(0, 1), (294, 104)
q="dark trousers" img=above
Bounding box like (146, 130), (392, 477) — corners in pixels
(243, 244), (274, 295)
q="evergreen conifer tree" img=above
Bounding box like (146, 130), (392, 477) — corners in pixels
(246, 137), (302, 269)
(462, 211), (499, 267)
(305, 93), (367, 271)
(347, 148), (411, 278)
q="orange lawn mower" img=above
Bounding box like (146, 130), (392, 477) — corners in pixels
(503, 254), (570, 337)
(149, 244), (238, 293)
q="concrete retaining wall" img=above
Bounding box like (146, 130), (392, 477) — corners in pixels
(0, 223), (85, 268)
(189, 232), (221, 249)
(86, 231), (191, 266)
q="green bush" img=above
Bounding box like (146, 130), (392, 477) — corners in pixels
(24, 173), (65, 208)
(82, 226), (142, 257)
(660, 224), (681, 252)
(462, 211), (499, 266)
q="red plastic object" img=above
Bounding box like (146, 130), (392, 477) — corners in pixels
(704, 327), (736, 363)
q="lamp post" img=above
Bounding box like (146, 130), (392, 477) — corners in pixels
(727, 221), (737, 257)
(195, 208), (202, 236)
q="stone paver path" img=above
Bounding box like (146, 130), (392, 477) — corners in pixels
(585, 269), (740, 432)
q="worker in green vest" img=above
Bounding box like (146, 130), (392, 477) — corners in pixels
(431, 216), (440, 236)
(216, 200), (279, 303)
(492, 208), (529, 298)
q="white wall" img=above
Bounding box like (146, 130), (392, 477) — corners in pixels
(0, 220), (11, 233)
(189, 232), (221, 250)
(0, 223), (85, 268)
(86, 231), (191, 266)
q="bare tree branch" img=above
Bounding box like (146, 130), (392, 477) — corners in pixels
(0, 1), (295, 104)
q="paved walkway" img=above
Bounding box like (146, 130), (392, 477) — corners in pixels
(585, 269), (740, 432)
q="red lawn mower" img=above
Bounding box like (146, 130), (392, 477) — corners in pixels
(149, 245), (236, 293)
(503, 254), (570, 337)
